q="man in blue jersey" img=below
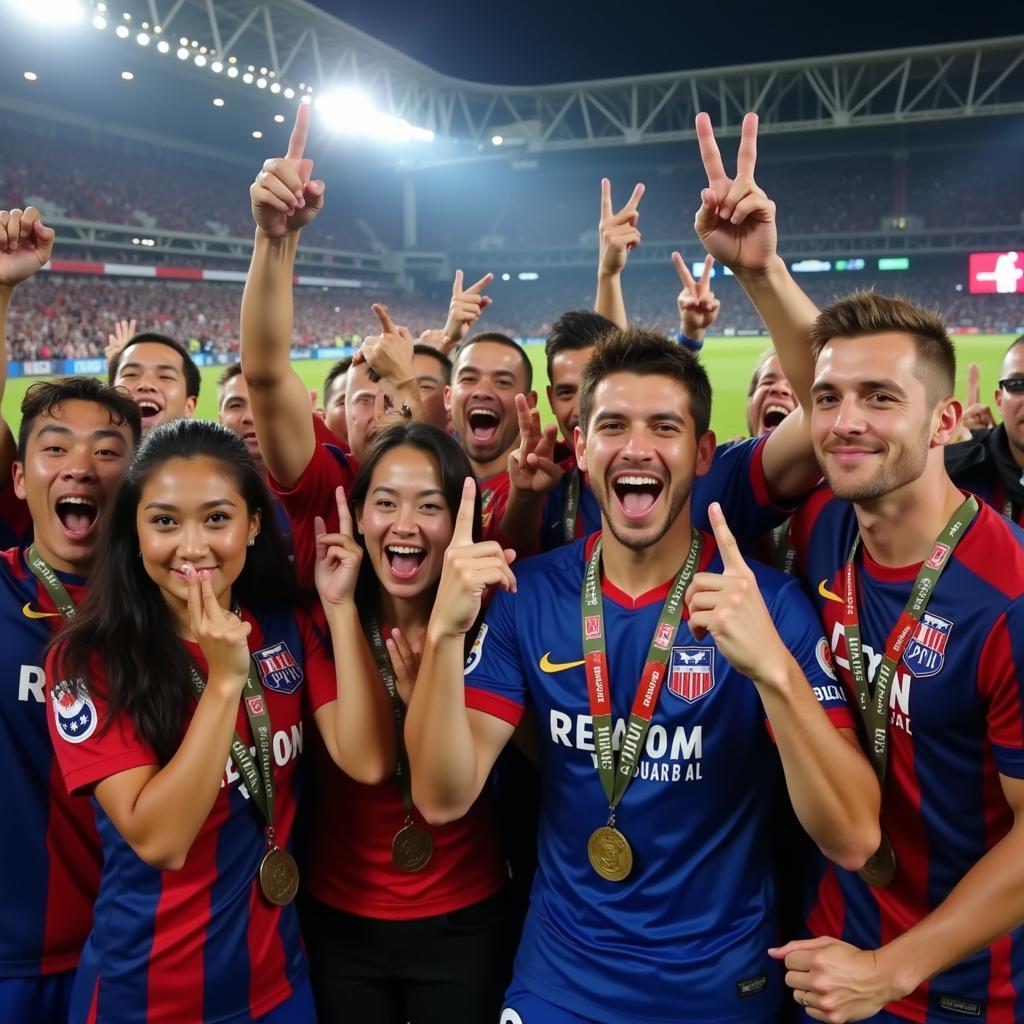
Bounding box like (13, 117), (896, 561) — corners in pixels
(406, 327), (880, 1024)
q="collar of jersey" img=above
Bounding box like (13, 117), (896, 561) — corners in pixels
(19, 547), (89, 588)
(583, 530), (715, 610)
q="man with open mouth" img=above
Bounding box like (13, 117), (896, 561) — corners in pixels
(746, 350), (797, 437)
(108, 330), (200, 435)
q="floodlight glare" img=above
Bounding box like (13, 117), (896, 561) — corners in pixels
(274, 114), (285, 123)
(136, 31), (149, 45)
(176, 47), (189, 60)
(491, 135), (503, 146)
(12, 0), (84, 24)
(243, 72), (254, 84)
(256, 77), (267, 88)
(227, 66), (239, 78)
(315, 89), (434, 143)
(194, 54), (207, 67)
(121, 71), (133, 80)
(211, 60), (223, 72)
(24, 71), (38, 81)
(252, 130), (263, 139)
(213, 98), (224, 107)
(283, 87), (295, 99)
(156, 40), (169, 53)
(92, 14), (106, 28)
(270, 82), (281, 94)
(115, 24), (129, 38)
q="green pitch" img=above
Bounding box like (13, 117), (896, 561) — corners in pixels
(2, 335), (1017, 442)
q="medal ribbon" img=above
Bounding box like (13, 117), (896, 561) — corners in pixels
(563, 466), (582, 544)
(842, 494), (977, 783)
(188, 658), (277, 832)
(26, 546), (78, 619)
(365, 617), (414, 814)
(581, 531), (703, 811)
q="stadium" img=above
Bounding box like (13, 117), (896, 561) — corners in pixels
(4, 1), (1024, 1022)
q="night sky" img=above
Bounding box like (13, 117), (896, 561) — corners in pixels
(310, 0), (1024, 85)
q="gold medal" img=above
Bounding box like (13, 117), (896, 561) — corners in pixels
(392, 824), (434, 873)
(588, 825), (633, 882)
(858, 833), (896, 888)
(259, 845), (300, 905)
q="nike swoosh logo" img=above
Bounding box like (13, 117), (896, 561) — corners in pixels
(22, 602), (61, 619)
(539, 652), (586, 673)
(817, 580), (844, 604)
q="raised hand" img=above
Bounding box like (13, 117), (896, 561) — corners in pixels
(185, 563), (252, 688)
(387, 626), (423, 706)
(684, 502), (788, 681)
(250, 102), (325, 238)
(356, 302), (415, 378)
(961, 362), (996, 431)
(430, 478), (517, 639)
(672, 252), (721, 337)
(507, 393), (562, 494)
(0, 207), (55, 288)
(693, 112), (777, 273)
(105, 318), (137, 363)
(442, 270), (494, 353)
(314, 486), (363, 607)
(598, 178), (644, 277)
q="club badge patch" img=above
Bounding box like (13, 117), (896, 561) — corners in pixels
(464, 623), (488, 675)
(668, 647), (715, 703)
(902, 612), (952, 678)
(253, 642), (304, 694)
(52, 679), (98, 744)
(815, 637), (837, 680)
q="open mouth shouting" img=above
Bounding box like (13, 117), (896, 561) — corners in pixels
(134, 397), (164, 430)
(611, 472), (665, 522)
(760, 403), (793, 432)
(466, 405), (502, 447)
(55, 495), (99, 541)
(385, 544), (427, 581)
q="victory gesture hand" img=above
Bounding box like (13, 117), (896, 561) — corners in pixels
(685, 503), (788, 682)
(430, 478), (517, 639)
(250, 102), (325, 238)
(694, 112), (777, 274)
(314, 486), (363, 607)
(507, 394), (562, 494)
(0, 207), (55, 288)
(185, 564), (253, 690)
(672, 252), (721, 336)
(598, 178), (644, 277)
(442, 270), (494, 353)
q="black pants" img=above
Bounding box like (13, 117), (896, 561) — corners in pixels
(301, 889), (513, 1024)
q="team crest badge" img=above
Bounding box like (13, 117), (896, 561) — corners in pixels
(668, 647), (715, 703)
(584, 615), (602, 640)
(253, 642), (304, 694)
(653, 622), (675, 650)
(464, 623), (489, 675)
(51, 678), (98, 744)
(901, 612), (952, 678)
(925, 542), (950, 570)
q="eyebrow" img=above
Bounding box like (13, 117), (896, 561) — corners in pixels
(456, 364), (517, 382)
(592, 409), (687, 425)
(372, 485), (446, 498)
(118, 361), (182, 374)
(36, 425), (129, 444)
(143, 498), (238, 511)
(811, 377), (906, 395)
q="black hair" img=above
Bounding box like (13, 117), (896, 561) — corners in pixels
(323, 357), (353, 405)
(577, 326), (713, 437)
(216, 362), (243, 406)
(346, 422), (480, 612)
(17, 377), (142, 460)
(108, 331), (201, 399)
(544, 310), (616, 381)
(413, 344), (453, 385)
(49, 420), (302, 764)
(452, 332), (533, 392)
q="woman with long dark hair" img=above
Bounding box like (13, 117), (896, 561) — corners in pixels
(47, 419), (394, 1024)
(304, 421), (511, 1024)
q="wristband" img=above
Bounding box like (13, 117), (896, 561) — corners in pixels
(675, 330), (704, 353)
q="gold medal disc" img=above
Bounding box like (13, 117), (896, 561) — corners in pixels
(587, 825), (633, 882)
(392, 824), (434, 873)
(858, 833), (896, 888)
(259, 846), (300, 906)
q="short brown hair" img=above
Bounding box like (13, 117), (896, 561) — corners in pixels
(216, 361), (243, 407)
(809, 291), (955, 405)
(577, 326), (712, 436)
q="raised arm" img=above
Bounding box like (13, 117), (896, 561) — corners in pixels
(241, 102), (326, 488)
(405, 478), (517, 824)
(595, 178), (644, 329)
(671, 252), (721, 349)
(439, 270), (493, 356)
(0, 207), (55, 484)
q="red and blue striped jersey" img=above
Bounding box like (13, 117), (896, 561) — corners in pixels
(0, 547), (100, 978)
(47, 604), (335, 1024)
(790, 488), (1024, 1023)
(465, 531), (853, 1024)
(0, 487), (32, 550)
(540, 436), (795, 554)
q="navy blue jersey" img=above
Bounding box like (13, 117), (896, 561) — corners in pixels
(791, 488), (1024, 1023)
(465, 532), (853, 1024)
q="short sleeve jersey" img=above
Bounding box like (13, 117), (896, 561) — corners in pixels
(47, 605), (335, 1024)
(464, 533), (853, 1024)
(790, 488), (1024, 1023)
(0, 548), (100, 977)
(0, 486), (32, 550)
(539, 436), (793, 554)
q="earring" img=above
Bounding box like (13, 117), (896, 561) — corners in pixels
(137, 547), (142, 556)
(247, 537), (255, 547)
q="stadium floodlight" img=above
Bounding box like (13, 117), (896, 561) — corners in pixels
(136, 31), (149, 45)
(211, 60), (223, 73)
(316, 89), (434, 143)
(243, 72), (254, 84)
(491, 135), (503, 146)
(176, 46), (189, 60)
(115, 24), (129, 38)
(270, 82), (281, 94)
(501, 273), (511, 281)
(256, 77), (267, 88)
(156, 40), (169, 53)
(92, 14), (105, 28)
(121, 70), (133, 80)
(194, 54), (207, 67)
(283, 87), (295, 99)
(11, 0), (84, 24)
(252, 130), (263, 139)
(23, 71), (38, 81)
(274, 114), (285, 123)
(213, 97), (224, 107)
(518, 272), (539, 281)
(227, 66), (239, 78)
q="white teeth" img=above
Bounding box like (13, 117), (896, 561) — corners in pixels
(765, 405), (790, 416)
(59, 496), (97, 508)
(137, 402), (160, 415)
(616, 475), (660, 487)
(387, 545), (424, 555)
(469, 409), (498, 422)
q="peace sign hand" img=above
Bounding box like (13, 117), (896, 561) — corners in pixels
(672, 252), (721, 336)
(314, 486), (364, 608)
(693, 112), (777, 274)
(430, 478), (517, 639)
(598, 178), (645, 277)
(0, 207), (55, 289)
(250, 102), (325, 238)
(442, 270), (494, 353)
(184, 563), (253, 691)
(507, 394), (562, 494)
(684, 503), (787, 682)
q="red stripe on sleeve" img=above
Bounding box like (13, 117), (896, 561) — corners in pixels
(465, 687), (524, 726)
(978, 613), (1024, 753)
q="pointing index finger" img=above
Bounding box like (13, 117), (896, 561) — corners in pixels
(286, 101), (310, 161)
(452, 269), (463, 297)
(452, 477), (477, 545)
(967, 362), (980, 406)
(708, 502), (746, 573)
(600, 177), (612, 220)
(372, 302), (396, 335)
(335, 485), (354, 539)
